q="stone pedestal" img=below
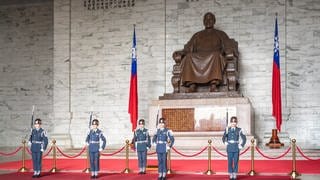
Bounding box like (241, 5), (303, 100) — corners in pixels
(263, 131), (290, 148)
(148, 97), (254, 149)
(265, 129), (284, 148)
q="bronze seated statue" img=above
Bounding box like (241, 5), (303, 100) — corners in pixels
(171, 12), (239, 93)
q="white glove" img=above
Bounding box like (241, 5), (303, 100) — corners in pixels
(166, 146), (171, 151)
(238, 144), (243, 150)
(28, 141), (32, 146)
(224, 142), (228, 146)
(99, 148), (103, 152)
(152, 143), (156, 147)
(86, 142), (89, 146)
(146, 147), (150, 150)
(40, 149), (44, 152)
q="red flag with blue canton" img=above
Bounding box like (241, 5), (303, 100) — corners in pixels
(272, 16), (282, 132)
(128, 26), (138, 131)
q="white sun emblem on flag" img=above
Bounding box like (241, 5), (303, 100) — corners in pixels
(274, 36), (279, 53)
(132, 47), (136, 59)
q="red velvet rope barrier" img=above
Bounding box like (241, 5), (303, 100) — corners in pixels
(25, 147), (53, 157)
(239, 146), (250, 156)
(56, 146), (86, 158)
(42, 147), (53, 158)
(100, 146), (125, 156)
(0, 147), (22, 156)
(172, 147), (208, 158)
(26, 147), (32, 155)
(129, 148), (157, 155)
(211, 146), (250, 157)
(296, 146), (320, 161)
(147, 151), (157, 155)
(255, 146), (291, 159)
(211, 146), (227, 157)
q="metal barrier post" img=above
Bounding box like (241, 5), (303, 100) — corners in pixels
(49, 139), (58, 172)
(204, 139), (214, 175)
(122, 140), (131, 173)
(18, 140), (28, 172)
(248, 138), (256, 176)
(289, 139), (300, 179)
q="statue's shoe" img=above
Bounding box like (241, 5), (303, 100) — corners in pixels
(210, 84), (218, 92)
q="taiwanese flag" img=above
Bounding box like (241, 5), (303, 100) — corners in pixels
(272, 16), (282, 132)
(128, 26), (138, 131)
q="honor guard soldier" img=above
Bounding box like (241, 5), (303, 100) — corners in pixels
(152, 117), (174, 180)
(133, 119), (151, 174)
(85, 119), (106, 179)
(28, 118), (48, 178)
(222, 116), (247, 180)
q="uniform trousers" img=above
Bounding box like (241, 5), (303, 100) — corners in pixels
(89, 152), (100, 171)
(157, 152), (167, 173)
(32, 152), (42, 172)
(137, 151), (147, 169)
(227, 151), (239, 173)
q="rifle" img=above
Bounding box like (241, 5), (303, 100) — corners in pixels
(225, 107), (229, 134)
(88, 111), (93, 129)
(31, 105), (34, 131)
(155, 105), (159, 128)
(25, 105), (34, 140)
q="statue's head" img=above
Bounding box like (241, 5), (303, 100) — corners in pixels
(203, 12), (216, 29)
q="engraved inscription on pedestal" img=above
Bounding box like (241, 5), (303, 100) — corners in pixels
(162, 106), (237, 132)
(162, 108), (194, 131)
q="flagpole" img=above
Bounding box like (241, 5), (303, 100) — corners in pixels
(129, 24), (138, 132)
(274, 12), (278, 132)
(164, 0), (167, 94)
(267, 13), (284, 148)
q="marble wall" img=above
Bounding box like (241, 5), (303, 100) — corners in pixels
(0, 0), (53, 146)
(0, 0), (319, 148)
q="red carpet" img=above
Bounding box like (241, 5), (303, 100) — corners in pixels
(0, 158), (319, 174)
(0, 172), (292, 180)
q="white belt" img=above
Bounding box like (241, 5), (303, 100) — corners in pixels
(90, 141), (100, 144)
(228, 140), (239, 143)
(157, 141), (166, 144)
(32, 141), (43, 144)
(136, 140), (147, 143)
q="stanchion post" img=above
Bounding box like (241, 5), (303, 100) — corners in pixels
(289, 139), (300, 179)
(18, 139), (28, 172)
(49, 139), (58, 173)
(204, 139), (214, 175)
(83, 144), (90, 173)
(248, 138), (256, 176)
(167, 140), (173, 174)
(122, 139), (131, 173)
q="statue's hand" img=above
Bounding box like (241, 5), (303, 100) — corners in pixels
(172, 51), (184, 62)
